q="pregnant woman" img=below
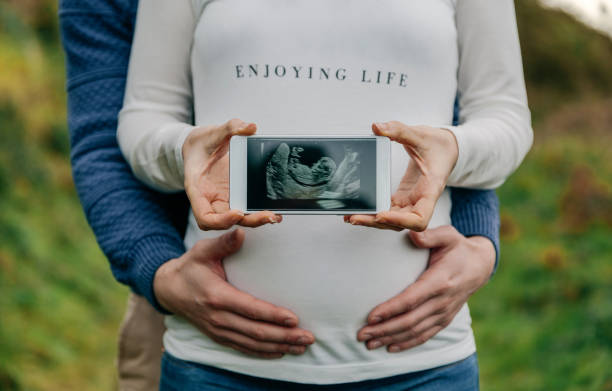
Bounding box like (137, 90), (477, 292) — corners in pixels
(117, 0), (532, 389)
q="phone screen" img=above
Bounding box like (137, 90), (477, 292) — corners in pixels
(246, 137), (377, 212)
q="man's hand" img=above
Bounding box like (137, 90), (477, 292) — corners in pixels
(183, 118), (282, 230)
(356, 225), (495, 353)
(346, 122), (458, 231)
(154, 229), (315, 359)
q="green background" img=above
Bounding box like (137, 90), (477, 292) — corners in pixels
(0, 1), (611, 389)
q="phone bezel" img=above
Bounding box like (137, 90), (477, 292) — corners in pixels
(229, 135), (390, 215)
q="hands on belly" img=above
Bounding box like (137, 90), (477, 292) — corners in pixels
(154, 229), (315, 359)
(356, 225), (495, 353)
(177, 118), (491, 357)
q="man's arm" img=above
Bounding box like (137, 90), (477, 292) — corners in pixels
(449, 87), (500, 275)
(59, 2), (315, 357)
(59, 0), (189, 312)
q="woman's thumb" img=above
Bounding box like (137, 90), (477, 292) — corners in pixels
(372, 121), (424, 147)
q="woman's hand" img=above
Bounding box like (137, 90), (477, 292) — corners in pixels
(356, 226), (495, 352)
(346, 121), (458, 231)
(183, 118), (282, 230)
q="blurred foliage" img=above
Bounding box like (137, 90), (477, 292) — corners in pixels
(0, 0), (610, 390)
(0, 2), (126, 390)
(517, 0), (612, 122)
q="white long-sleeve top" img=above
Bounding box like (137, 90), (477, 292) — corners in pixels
(118, 0), (532, 384)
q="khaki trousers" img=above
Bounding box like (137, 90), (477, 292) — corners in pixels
(117, 293), (166, 391)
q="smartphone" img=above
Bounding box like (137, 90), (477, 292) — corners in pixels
(229, 135), (390, 214)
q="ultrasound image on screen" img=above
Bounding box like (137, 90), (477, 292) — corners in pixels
(247, 138), (377, 212)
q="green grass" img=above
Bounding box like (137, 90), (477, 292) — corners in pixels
(0, 1), (611, 390)
(472, 136), (612, 391)
(0, 5), (128, 389)
(0, 104), (128, 390)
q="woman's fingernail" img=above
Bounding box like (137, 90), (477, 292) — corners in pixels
(388, 345), (400, 353)
(375, 122), (387, 130)
(369, 340), (382, 349)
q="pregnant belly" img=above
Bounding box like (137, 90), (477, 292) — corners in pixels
(180, 191), (452, 364)
(222, 216), (429, 332)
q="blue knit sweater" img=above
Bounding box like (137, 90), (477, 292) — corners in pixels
(59, 0), (500, 313)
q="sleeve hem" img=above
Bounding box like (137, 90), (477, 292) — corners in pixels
(174, 125), (194, 181)
(450, 190), (500, 278)
(439, 124), (470, 187)
(128, 234), (186, 314)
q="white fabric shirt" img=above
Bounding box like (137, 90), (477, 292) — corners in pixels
(118, 0), (532, 384)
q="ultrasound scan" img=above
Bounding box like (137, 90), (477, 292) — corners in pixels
(246, 137), (377, 212)
(265, 143), (360, 202)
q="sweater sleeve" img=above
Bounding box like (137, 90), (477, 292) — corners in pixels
(447, 95), (500, 276)
(59, 0), (190, 313)
(117, 0), (198, 192)
(444, 0), (533, 189)
(449, 187), (500, 276)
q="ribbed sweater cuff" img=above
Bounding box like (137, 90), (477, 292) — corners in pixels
(452, 201), (500, 278)
(128, 234), (185, 314)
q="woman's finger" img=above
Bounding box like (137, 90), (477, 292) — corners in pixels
(374, 209), (429, 232)
(195, 210), (244, 231)
(358, 294), (447, 342)
(211, 199), (230, 214)
(346, 214), (404, 231)
(186, 179), (236, 230)
(239, 211), (282, 227)
(375, 180), (439, 232)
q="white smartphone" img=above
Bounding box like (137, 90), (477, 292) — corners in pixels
(229, 135), (390, 214)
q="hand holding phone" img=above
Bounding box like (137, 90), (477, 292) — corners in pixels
(346, 122), (459, 231)
(182, 119), (282, 230)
